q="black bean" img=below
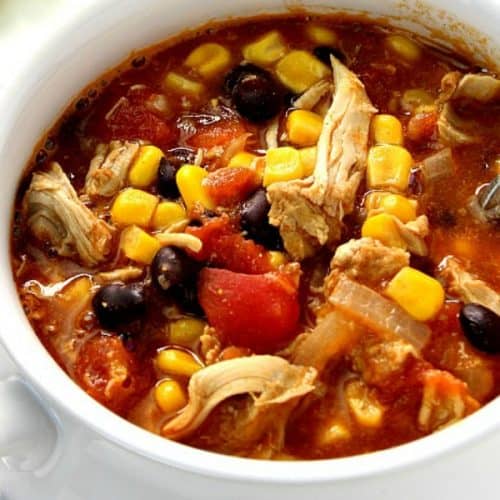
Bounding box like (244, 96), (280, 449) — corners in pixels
(313, 46), (347, 65)
(131, 55), (146, 68)
(223, 63), (268, 95)
(151, 246), (198, 293)
(166, 147), (197, 167)
(231, 71), (282, 122)
(93, 284), (146, 330)
(460, 303), (500, 354)
(157, 157), (179, 199)
(241, 189), (283, 250)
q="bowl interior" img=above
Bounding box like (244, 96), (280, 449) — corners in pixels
(1, 0), (499, 482)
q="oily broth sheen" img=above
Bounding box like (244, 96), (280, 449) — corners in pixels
(11, 14), (500, 460)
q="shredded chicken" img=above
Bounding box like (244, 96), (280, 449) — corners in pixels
(155, 231), (202, 253)
(162, 355), (317, 440)
(264, 118), (279, 149)
(94, 266), (143, 284)
(418, 369), (479, 432)
(439, 257), (500, 315)
(268, 56), (377, 260)
(438, 72), (500, 145)
(395, 215), (429, 256)
(85, 141), (140, 197)
(293, 79), (332, 111)
(326, 237), (409, 289)
(200, 326), (222, 365)
(23, 163), (113, 266)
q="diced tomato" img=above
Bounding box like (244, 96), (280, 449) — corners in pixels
(105, 99), (177, 147)
(186, 216), (273, 274)
(75, 334), (151, 414)
(203, 167), (259, 206)
(187, 117), (246, 149)
(407, 111), (438, 143)
(198, 268), (300, 353)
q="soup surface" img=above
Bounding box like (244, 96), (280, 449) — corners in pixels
(12, 15), (500, 460)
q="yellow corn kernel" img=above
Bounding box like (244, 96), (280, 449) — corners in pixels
(305, 25), (338, 45)
(242, 31), (287, 66)
(386, 34), (421, 62)
(276, 50), (330, 93)
(367, 145), (413, 191)
(228, 151), (257, 168)
(120, 225), (161, 264)
(386, 267), (445, 321)
(151, 202), (187, 230)
(156, 348), (202, 377)
(263, 147), (304, 187)
(169, 318), (206, 346)
(176, 164), (215, 211)
(366, 192), (417, 223)
(379, 194), (417, 223)
(371, 114), (403, 145)
(154, 379), (188, 414)
(361, 213), (407, 249)
(128, 145), (164, 188)
(286, 110), (324, 147)
(268, 251), (288, 269)
(163, 72), (205, 95)
(299, 146), (317, 177)
(185, 43), (231, 79)
(401, 88), (434, 113)
(111, 188), (159, 227)
(345, 379), (384, 428)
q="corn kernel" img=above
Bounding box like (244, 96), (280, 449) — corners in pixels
(185, 43), (231, 79)
(367, 145), (413, 191)
(299, 146), (317, 176)
(379, 194), (417, 223)
(120, 225), (161, 264)
(371, 114), (403, 145)
(268, 251), (288, 269)
(345, 379), (384, 428)
(286, 110), (323, 147)
(365, 192), (417, 223)
(386, 34), (421, 62)
(163, 72), (205, 95)
(305, 25), (338, 45)
(176, 164), (215, 211)
(154, 379), (188, 414)
(263, 147), (304, 187)
(276, 50), (330, 93)
(152, 202), (187, 230)
(169, 318), (206, 346)
(242, 31), (287, 66)
(361, 213), (407, 249)
(385, 267), (445, 322)
(128, 145), (164, 188)
(401, 88), (434, 113)
(111, 188), (159, 227)
(228, 151), (257, 168)
(156, 348), (202, 377)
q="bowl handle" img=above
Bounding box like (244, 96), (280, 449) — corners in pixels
(0, 376), (61, 476)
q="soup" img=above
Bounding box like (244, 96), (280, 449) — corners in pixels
(12, 14), (500, 460)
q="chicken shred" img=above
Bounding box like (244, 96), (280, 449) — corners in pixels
(23, 162), (113, 266)
(162, 355), (317, 440)
(85, 141), (140, 198)
(267, 56), (377, 260)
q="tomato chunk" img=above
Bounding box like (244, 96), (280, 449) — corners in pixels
(75, 334), (151, 414)
(187, 117), (246, 149)
(186, 216), (273, 274)
(198, 268), (300, 353)
(407, 111), (437, 143)
(203, 167), (259, 206)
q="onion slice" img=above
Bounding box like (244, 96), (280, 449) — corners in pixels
(329, 276), (431, 350)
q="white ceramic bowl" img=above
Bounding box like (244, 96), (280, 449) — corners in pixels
(1, 1), (500, 499)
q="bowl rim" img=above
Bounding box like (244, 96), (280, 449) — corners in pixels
(1, 0), (500, 484)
